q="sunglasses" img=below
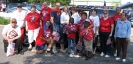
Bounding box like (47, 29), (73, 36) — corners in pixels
(12, 22), (17, 23)
(17, 6), (22, 8)
(104, 13), (108, 14)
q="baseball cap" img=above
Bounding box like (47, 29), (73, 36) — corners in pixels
(84, 19), (90, 23)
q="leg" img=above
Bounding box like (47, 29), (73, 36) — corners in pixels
(121, 38), (128, 59)
(104, 32), (111, 55)
(116, 37), (121, 58)
(47, 38), (54, 50)
(72, 39), (77, 55)
(14, 38), (23, 53)
(21, 27), (25, 43)
(99, 31), (105, 53)
(60, 24), (65, 51)
(3, 39), (8, 53)
(33, 27), (40, 41)
(67, 38), (71, 54)
(28, 30), (34, 49)
(93, 35), (98, 54)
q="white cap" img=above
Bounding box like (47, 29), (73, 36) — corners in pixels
(85, 19), (90, 23)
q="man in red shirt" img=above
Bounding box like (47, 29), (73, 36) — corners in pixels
(25, 5), (41, 50)
(40, 1), (52, 26)
(112, 7), (121, 57)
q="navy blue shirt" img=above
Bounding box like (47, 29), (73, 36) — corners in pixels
(51, 11), (60, 25)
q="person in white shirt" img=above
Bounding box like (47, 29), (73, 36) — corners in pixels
(12, 4), (27, 42)
(71, 7), (81, 24)
(89, 9), (100, 55)
(2, 18), (23, 54)
(60, 6), (70, 52)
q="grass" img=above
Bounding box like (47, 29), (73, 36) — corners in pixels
(0, 17), (10, 25)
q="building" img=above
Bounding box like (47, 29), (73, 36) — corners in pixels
(70, 0), (133, 6)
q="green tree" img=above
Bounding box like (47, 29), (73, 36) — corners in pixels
(27, 0), (71, 6)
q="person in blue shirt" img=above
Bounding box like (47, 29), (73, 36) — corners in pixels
(50, 2), (61, 53)
(114, 12), (131, 62)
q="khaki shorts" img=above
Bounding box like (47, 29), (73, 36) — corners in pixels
(83, 39), (93, 51)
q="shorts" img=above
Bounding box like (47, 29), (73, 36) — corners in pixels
(28, 27), (40, 43)
(83, 39), (93, 51)
(36, 45), (45, 50)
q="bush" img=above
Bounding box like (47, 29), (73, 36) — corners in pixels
(0, 17), (10, 25)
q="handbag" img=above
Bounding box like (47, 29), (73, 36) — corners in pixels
(106, 37), (112, 45)
(6, 43), (15, 57)
(76, 41), (83, 51)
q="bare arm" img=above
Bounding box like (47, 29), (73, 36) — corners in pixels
(110, 24), (114, 37)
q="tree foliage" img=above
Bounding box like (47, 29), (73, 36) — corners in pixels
(27, 0), (71, 6)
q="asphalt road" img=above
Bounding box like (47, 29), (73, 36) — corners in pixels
(0, 26), (133, 64)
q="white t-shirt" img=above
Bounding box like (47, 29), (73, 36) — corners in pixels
(72, 12), (81, 24)
(90, 15), (100, 35)
(60, 12), (70, 24)
(2, 24), (21, 39)
(12, 10), (27, 28)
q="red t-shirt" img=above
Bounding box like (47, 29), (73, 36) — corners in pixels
(112, 14), (121, 26)
(66, 24), (78, 39)
(100, 17), (114, 32)
(80, 26), (94, 41)
(26, 12), (41, 30)
(40, 7), (52, 25)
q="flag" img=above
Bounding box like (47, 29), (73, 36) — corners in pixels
(103, 1), (106, 9)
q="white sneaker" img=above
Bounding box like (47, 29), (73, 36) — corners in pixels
(122, 59), (126, 62)
(73, 55), (80, 58)
(100, 52), (104, 56)
(105, 55), (110, 58)
(69, 54), (74, 57)
(28, 44), (32, 49)
(116, 57), (120, 60)
(114, 50), (117, 57)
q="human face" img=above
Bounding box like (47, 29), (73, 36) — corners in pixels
(10, 18), (17, 28)
(56, 3), (60, 9)
(121, 13), (126, 19)
(31, 7), (36, 13)
(116, 8), (121, 14)
(84, 21), (90, 28)
(43, 2), (48, 8)
(81, 14), (87, 20)
(17, 6), (22, 12)
(103, 11), (108, 17)
(69, 18), (74, 24)
(92, 10), (96, 16)
(46, 21), (50, 27)
(64, 7), (68, 12)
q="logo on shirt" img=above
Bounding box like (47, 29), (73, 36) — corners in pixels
(8, 30), (18, 39)
(30, 16), (36, 22)
(43, 11), (47, 17)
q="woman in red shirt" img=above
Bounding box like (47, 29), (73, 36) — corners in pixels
(99, 10), (114, 57)
(25, 5), (41, 50)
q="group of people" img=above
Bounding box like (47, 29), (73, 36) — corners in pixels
(2, 1), (131, 62)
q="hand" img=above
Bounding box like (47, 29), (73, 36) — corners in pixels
(126, 38), (129, 42)
(8, 39), (14, 43)
(109, 34), (112, 37)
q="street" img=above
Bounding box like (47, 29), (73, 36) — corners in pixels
(0, 26), (133, 64)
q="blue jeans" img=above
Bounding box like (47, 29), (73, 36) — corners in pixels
(82, 40), (86, 55)
(68, 38), (77, 55)
(54, 24), (60, 33)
